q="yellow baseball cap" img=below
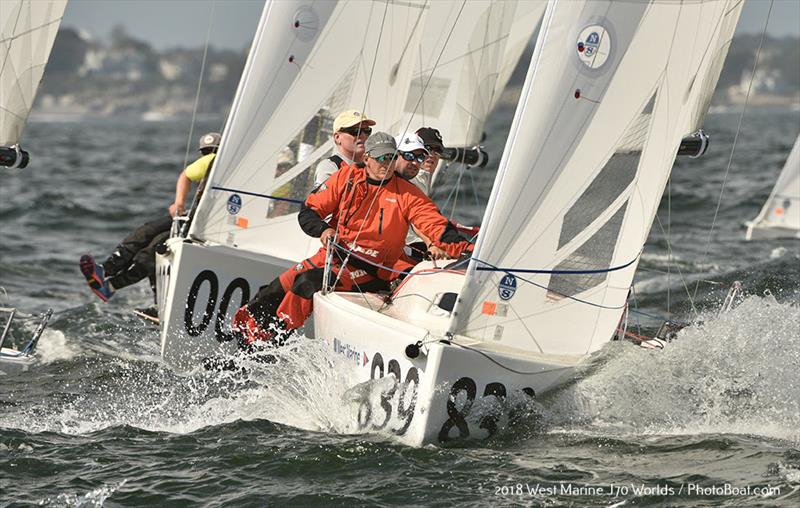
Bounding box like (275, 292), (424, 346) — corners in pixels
(333, 109), (376, 132)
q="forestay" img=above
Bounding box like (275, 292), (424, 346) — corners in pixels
(190, 0), (429, 260)
(399, 0), (546, 147)
(448, 0), (743, 356)
(0, 0), (67, 146)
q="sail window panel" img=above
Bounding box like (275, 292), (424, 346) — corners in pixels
(266, 62), (357, 219)
(403, 76), (451, 117)
(616, 114), (651, 152)
(558, 152), (639, 249)
(548, 204), (627, 299)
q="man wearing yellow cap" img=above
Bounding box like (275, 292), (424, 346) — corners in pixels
(313, 109), (376, 187)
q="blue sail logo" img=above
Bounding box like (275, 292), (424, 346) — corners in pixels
(226, 194), (242, 215)
(498, 274), (517, 301)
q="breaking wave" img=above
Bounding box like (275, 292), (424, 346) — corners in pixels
(541, 295), (800, 444)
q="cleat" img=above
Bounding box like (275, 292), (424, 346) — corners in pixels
(79, 254), (115, 302)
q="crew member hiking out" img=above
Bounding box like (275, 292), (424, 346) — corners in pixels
(232, 131), (473, 349)
(79, 132), (220, 320)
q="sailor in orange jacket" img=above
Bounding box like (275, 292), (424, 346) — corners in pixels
(232, 131), (473, 347)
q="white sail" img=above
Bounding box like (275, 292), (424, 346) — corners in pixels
(746, 134), (800, 239)
(0, 0), (67, 146)
(685, 0), (744, 132)
(447, 0), (744, 356)
(399, 0), (546, 147)
(190, 0), (429, 261)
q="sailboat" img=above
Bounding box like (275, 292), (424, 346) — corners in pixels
(157, 0), (546, 369)
(745, 134), (800, 240)
(0, 0), (64, 369)
(312, 0), (744, 445)
(0, 0), (67, 169)
(1, 307), (52, 374)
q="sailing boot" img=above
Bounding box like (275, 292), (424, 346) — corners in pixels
(79, 254), (116, 302)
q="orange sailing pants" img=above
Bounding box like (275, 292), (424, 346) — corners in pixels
(272, 248), (388, 330)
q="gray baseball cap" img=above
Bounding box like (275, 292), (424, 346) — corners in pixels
(198, 132), (221, 151)
(364, 131), (396, 158)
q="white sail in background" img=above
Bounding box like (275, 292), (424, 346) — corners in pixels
(399, 0), (546, 147)
(685, 0), (744, 133)
(448, 0), (743, 357)
(0, 0), (67, 146)
(746, 134), (800, 240)
(190, 0), (429, 261)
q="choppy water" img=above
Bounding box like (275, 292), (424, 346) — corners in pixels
(1, 107), (799, 506)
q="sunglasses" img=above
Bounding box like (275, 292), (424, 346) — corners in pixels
(339, 126), (372, 137)
(400, 151), (426, 164)
(374, 154), (396, 163)
(424, 144), (442, 155)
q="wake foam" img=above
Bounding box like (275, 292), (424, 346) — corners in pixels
(5, 295), (797, 446)
(36, 329), (80, 364)
(38, 480), (127, 507)
(542, 295), (800, 443)
(4, 335), (364, 437)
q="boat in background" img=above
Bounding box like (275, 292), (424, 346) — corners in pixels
(313, 0), (744, 445)
(745, 134), (800, 240)
(0, 306), (52, 375)
(0, 0), (67, 169)
(157, 0), (547, 370)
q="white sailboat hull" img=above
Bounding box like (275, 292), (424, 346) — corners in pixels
(157, 238), (302, 371)
(745, 222), (800, 241)
(0, 349), (34, 375)
(314, 291), (579, 446)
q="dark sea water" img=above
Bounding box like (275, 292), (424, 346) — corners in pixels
(1, 105), (799, 507)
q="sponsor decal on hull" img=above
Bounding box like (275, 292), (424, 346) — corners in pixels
(333, 337), (368, 366)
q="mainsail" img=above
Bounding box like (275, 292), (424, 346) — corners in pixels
(0, 0), (67, 153)
(746, 134), (800, 240)
(189, 0), (429, 261)
(447, 0), (744, 356)
(399, 0), (546, 147)
(189, 0), (544, 262)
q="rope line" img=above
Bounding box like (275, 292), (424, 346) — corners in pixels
(181, 0), (216, 174)
(331, 242), (469, 276)
(209, 186), (304, 204)
(692, 0), (774, 302)
(473, 255), (639, 275)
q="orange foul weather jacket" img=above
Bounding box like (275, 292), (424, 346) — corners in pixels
(300, 162), (473, 278)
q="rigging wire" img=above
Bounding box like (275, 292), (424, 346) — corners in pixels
(691, 0), (774, 302)
(327, 0), (393, 291)
(181, 0), (216, 175)
(331, 0), (467, 291)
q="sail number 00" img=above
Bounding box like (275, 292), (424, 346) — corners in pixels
(184, 270), (250, 342)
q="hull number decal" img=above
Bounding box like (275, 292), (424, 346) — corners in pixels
(438, 377), (536, 443)
(184, 270), (250, 342)
(356, 352), (419, 436)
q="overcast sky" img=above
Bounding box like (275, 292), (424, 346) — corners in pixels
(61, 0), (800, 51)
